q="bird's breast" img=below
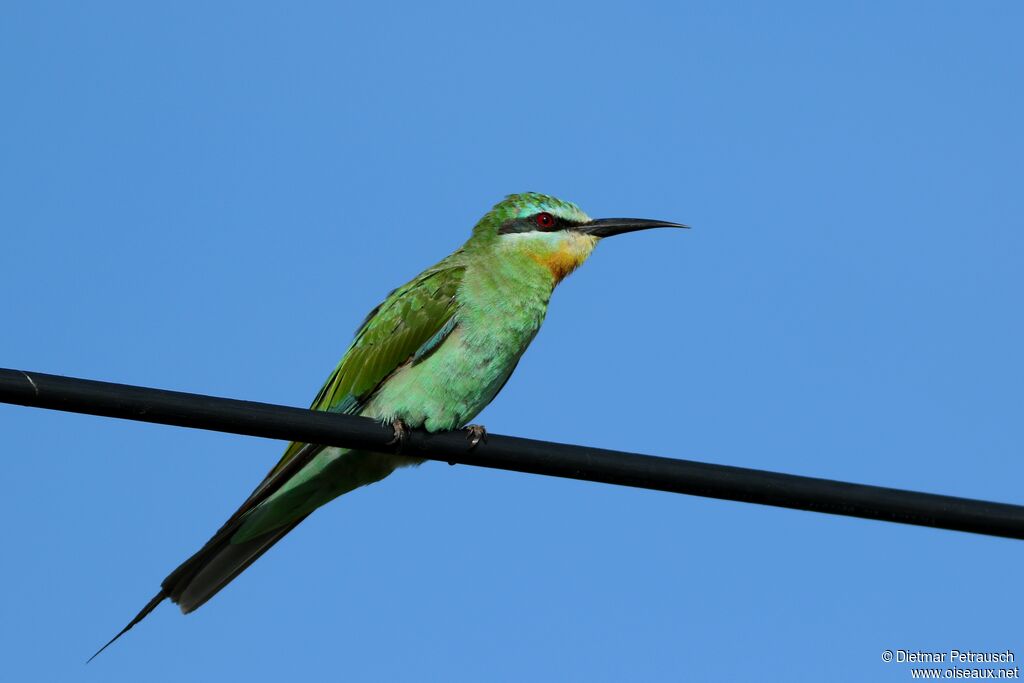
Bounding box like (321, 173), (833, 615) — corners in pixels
(364, 271), (551, 432)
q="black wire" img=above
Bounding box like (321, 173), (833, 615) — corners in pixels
(2, 367), (1022, 540)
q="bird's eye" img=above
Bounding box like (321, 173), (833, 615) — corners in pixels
(535, 212), (555, 229)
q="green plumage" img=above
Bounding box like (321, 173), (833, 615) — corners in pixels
(92, 192), (684, 660)
(266, 263), (466, 480)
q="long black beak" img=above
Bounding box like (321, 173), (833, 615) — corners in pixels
(575, 217), (689, 238)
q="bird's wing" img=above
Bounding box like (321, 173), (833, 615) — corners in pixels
(310, 264), (464, 416)
(261, 262), (466, 482)
(192, 263), (467, 539)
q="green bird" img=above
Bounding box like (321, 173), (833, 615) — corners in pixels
(91, 192), (685, 659)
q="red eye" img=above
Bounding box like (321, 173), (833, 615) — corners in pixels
(535, 212), (555, 229)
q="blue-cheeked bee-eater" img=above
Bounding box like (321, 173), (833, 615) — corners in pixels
(91, 192), (686, 659)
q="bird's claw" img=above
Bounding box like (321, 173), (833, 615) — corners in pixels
(449, 424), (487, 465)
(465, 424), (487, 449)
(386, 418), (409, 452)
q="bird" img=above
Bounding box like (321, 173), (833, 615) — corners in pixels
(90, 192), (686, 660)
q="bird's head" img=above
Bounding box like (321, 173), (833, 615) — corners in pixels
(471, 192), (686, 284)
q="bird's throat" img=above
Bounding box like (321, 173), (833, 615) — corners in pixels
(527, 233), (598, 285)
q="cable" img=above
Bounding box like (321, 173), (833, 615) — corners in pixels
(2, 367), (1022, 540)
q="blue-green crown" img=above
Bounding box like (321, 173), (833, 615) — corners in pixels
(473, 192), (590, 238)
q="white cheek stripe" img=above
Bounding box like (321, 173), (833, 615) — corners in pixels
(497, 231), (565, 244)
(496, 230), (599, 263)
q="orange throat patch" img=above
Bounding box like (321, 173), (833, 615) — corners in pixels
(529, 235), (597, 284)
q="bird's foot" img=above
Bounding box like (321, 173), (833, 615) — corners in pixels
(465, 424), (487, 449)
(448, 424), (487, 465)
(386, 418), (409, 452)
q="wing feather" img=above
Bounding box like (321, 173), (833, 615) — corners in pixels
(256, 264), (465, 485)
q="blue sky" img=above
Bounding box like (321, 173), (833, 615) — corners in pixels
(2, 2), (1022, 680)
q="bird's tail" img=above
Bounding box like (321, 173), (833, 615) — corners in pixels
(86, 443), (331, 662)
(87, 517), (308, 662)
(87, 591), (165, 662)
(88, 443), (399, 661)
(164, 517), (308, 613)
